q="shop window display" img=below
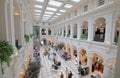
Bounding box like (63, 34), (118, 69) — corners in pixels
(91, 54), (104, 78)
(80, 49), (87, 66)
(94, 17), (106, 42)
(114, 16), (120, 45)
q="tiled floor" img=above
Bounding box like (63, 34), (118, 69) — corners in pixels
(38, 47), (89, 78)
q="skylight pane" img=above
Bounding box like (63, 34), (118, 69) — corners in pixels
(34, 5), (42, 8)
(64, 4), (73, 8)
(60, 10), (66, 12)
(71, 0), (80, 2)
(45, 11), (54, 14)
(35, 13), (40, 15)
(56, 13), (61, 15)
(35, 0), (44, 2)
(49, 0), (62, 7)
(46, 7), (57, 11)
(54, 16), (58, 17)
(43, 14), (51, 17)
(34, 10), (41, 12)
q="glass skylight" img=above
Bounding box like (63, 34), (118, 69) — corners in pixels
(71, 0), (80, 2)
(34, 10), (41, 12)
(64, 4), (73, 8)
(60, 10), (66, 12)
(54, 16), (58, 18)
(34, 5), (42, 8)
(35, 13), (40, 15)
(35, 0), (44, 2)
(46, 7), (57, 11)
(45, 11), (54, 14)
(43, 14), (51, 17)
(49, 0), (62, 7)
(56, 13), (61, 15)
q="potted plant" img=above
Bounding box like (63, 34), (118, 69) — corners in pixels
(0, 41), (14, 74)
(24, 62), (40, 78)
(57, 43), (64, 50)
(78, 65), (82, 74)
(24, 34), (30, 43)
(30, 34), (33, 38)
(80, 34), (87, 40)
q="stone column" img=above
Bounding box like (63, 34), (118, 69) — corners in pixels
(104, 14), (113, 44)
(77, 21), (82, 40)
(77, 46), (80, 66)
(62, 26), (64, 37)
(0, 0), (9, 41)
(70, 24), (73, 38)
(46, 27), (48, 35)
(66, 25), (68, 37)
(114, 32), (120, 78)
(88, 17), (94, 41)
(19, 8), (25, 46)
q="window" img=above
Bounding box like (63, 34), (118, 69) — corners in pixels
(83, 5), (88, 12)
(98, 0), (105, 6)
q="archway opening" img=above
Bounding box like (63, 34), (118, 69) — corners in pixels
(67, 25), (71, 37)
(114, 16), (120, 45)
(91, 53), (104, 74)
(72, 45), (77, 61)
(73, 24), (77, 38)
(63, 26), (66, 37)
(81, 21), (88, 40)
(41, 28), (46, 35)
(94, 17), (106, 42)
(14, 1), (22, 50)
(48, 28), (51, 35)
(79, 49), (87, 66)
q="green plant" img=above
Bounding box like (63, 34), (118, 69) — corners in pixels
(67, 33), (70, 37)
(78, 65), (82, 74)
(24, 34), (30, 43)
(30, 34), (33, 38)
(24, 62), (40, 78)
(114, 37), (118, 45)
(80, 34), (87, 40)
(0, 41), (14, 74)
(57, 43), (64, 49)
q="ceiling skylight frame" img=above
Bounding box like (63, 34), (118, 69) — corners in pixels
(34, 5), (42, 8)
(34, 10), (41, 12)
(48, 0), (62, 7)
(60, 10), (66, 12)
(35, 13), (41, 16)
(56, 13), (61, 15)
(71, 0), (81, 2)
(45, 11), (54, 15)
(64, 4), (73, 8)
(35, 0), (44, 2)
(46, 7), (57, 11)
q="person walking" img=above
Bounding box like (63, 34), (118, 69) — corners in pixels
(65, 67), (68, 78)
(60, 72), (64, 78)
(68, 71), (73, 78)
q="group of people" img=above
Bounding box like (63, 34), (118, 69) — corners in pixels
(60, 68), (73, 78)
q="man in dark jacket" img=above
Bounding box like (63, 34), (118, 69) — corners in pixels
(68, 71), (73, 78)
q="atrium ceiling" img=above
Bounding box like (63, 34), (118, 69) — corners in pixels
(31, 0), (81, 23)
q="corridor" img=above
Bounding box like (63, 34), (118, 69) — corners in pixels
(38, 47), (89, 78)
